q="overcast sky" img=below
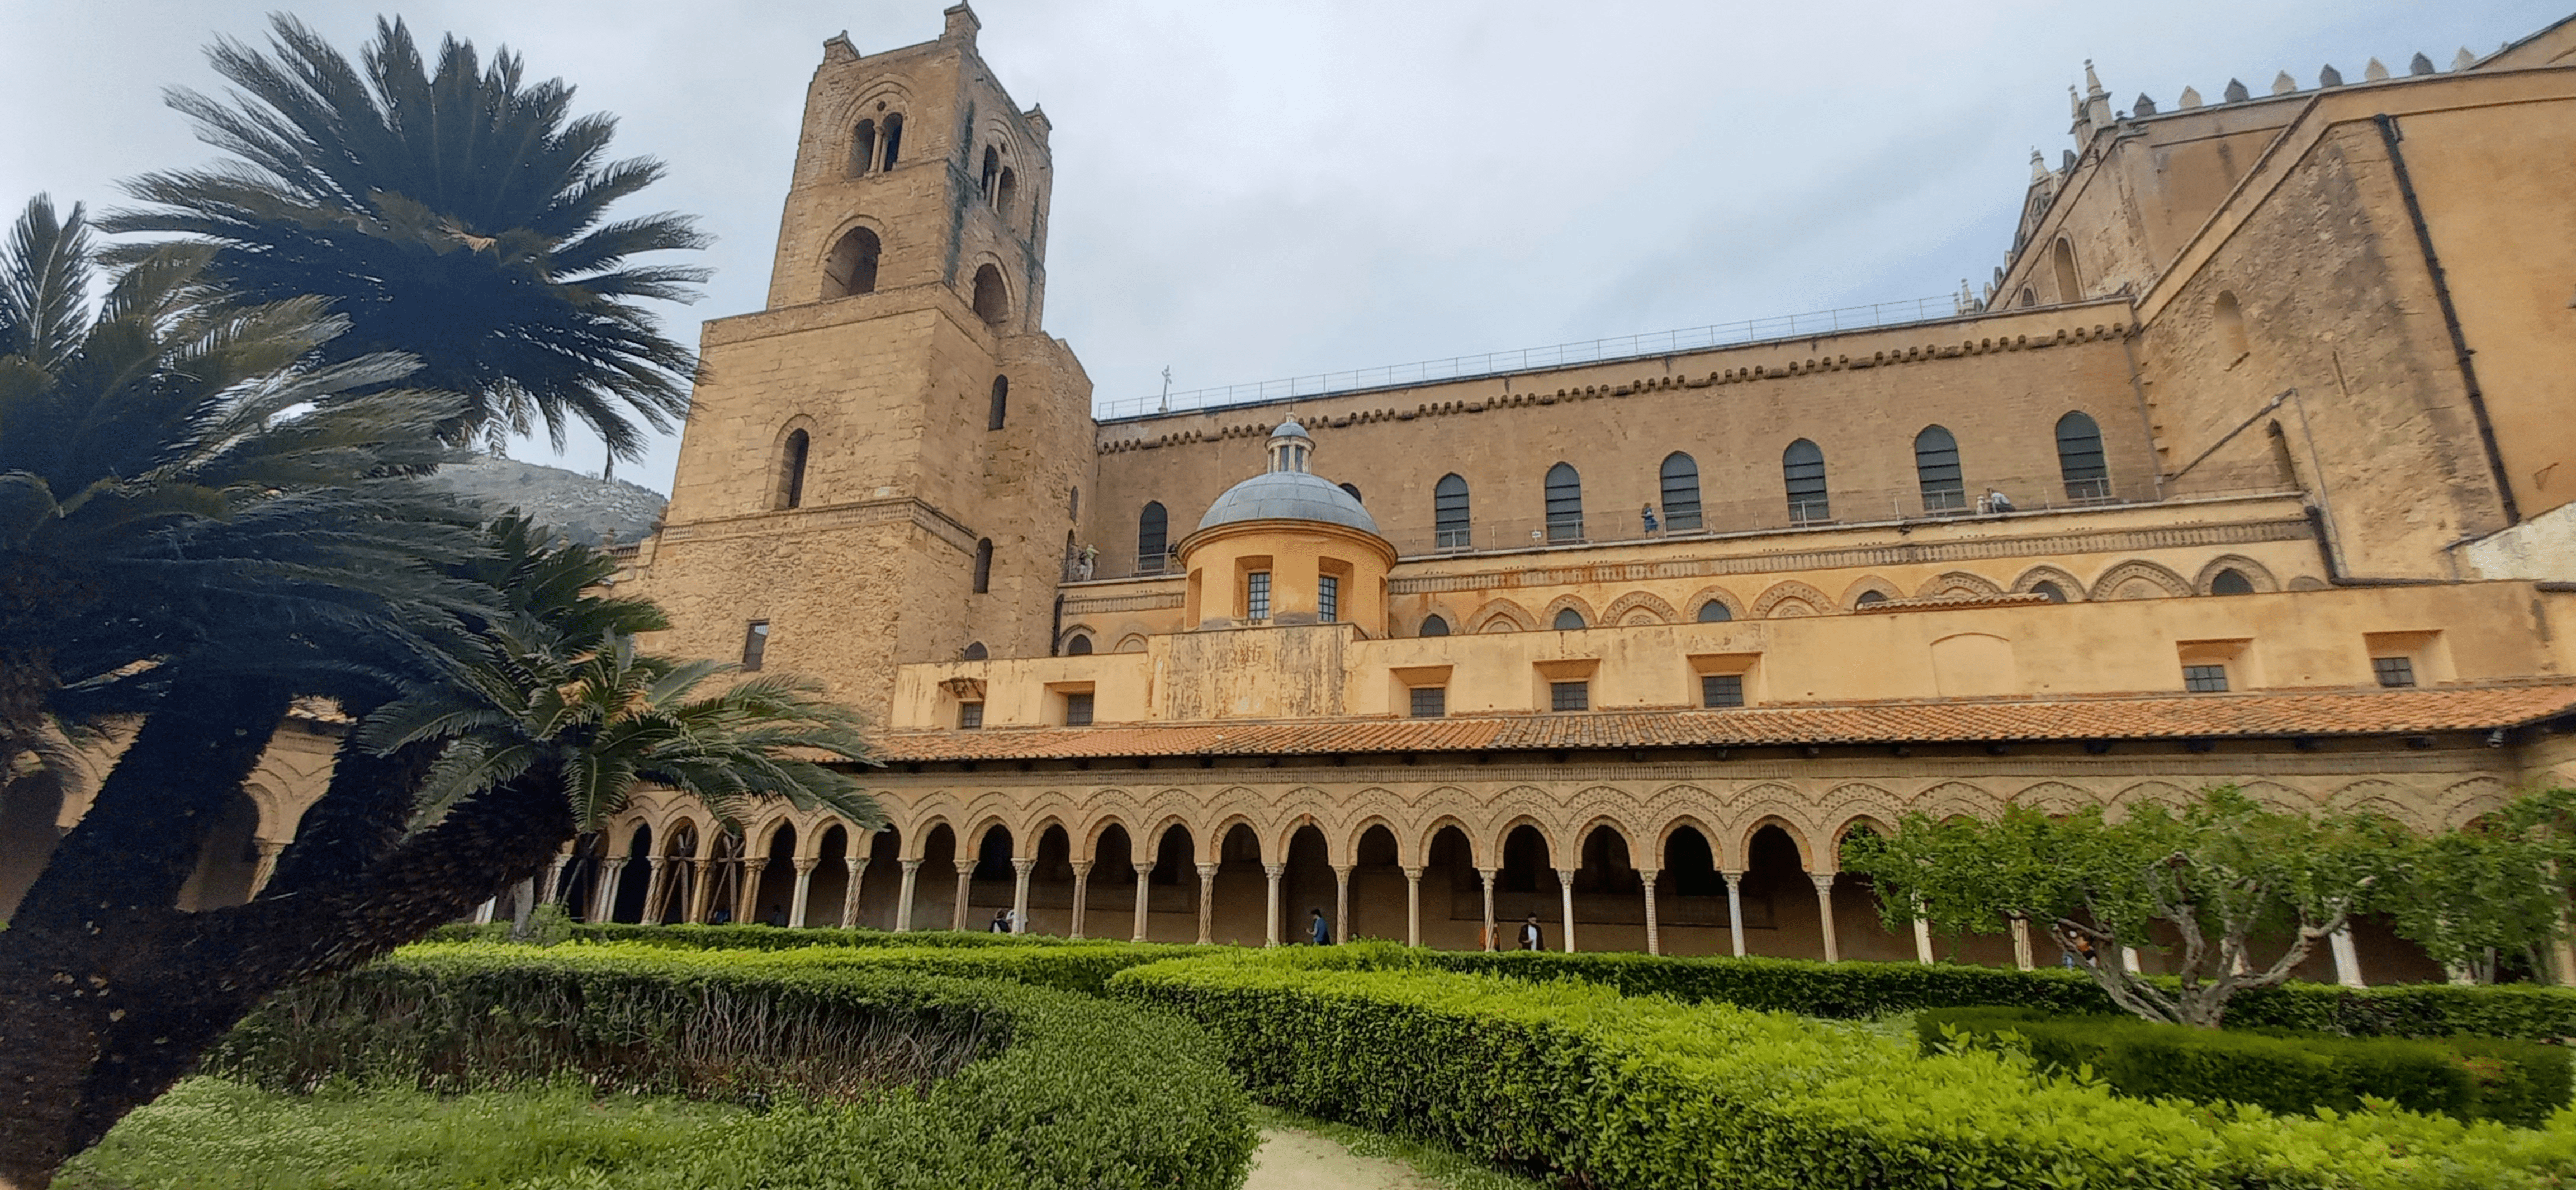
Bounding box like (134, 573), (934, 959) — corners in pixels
(5, 1), (2561, 493)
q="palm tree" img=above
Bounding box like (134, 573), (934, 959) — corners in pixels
(103, 16), (708, 466)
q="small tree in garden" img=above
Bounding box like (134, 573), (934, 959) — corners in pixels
(1842, 788), (2401, 1027)
(2384, 788), (2576, 984)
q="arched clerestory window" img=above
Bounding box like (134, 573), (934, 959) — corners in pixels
(1544, 462), (1583, 542)
(1433, 473), (1471, 550)
(988, 375), (1009, 431)
(1783, 440), (1830, 524)
(972, 538), (993, 593)
(823, 227), (879, 299)
(2055, 411), (2109, 500)
(2214, 291), (2249, 359)
(1914, 425), (1965, 513)
(1418, 614), (1451, 637)
(1064, 633), (1093, 655)
(776, 429), (810, 510)
(850, 120), (877, 177)
(1137, 502), (1169, 573)
(2051, 237), (2081, 301)
(1697, 599), (1732, 623)
(1552, 607), (1586, 630)
(1659, 452), (1702, 531)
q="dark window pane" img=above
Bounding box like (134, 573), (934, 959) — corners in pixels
(1410, 687), (1447, 718)
(1138, 502), (1168, 573)
(1701, 674), (1745, 707)
(1549, 681), (1589, 712)
(2183, 664), (2229, 693)
(1783, 439), (1830, 523)
(1915, 425), (1965, 512)
(1419, 615), (1450, 638)
(1064, 692), (1093, 726)
(1434, 474), (1471, 549)
(1319, 575), (1339, 622)
(2057, 412), (2109, 500)
(958, 702), (983, 729)
(742, 621), (770, 670)
(1697, 600), (1732, 623)
(1247, 571), (1271, 620)
(1545, 463), (1584, 541)
(1659, 452), (1702, 530)
(1552, 607), (1585, 631)
(2210, 569), (2256, 596)
(2032, 582), (2066, 603)
(2373, 657), (2416, 688)
(1065, 634), (1092, 655)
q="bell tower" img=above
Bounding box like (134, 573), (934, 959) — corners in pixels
(633, 3), (1095, 721)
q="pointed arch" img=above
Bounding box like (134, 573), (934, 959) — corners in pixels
(2090, 559), (2193, 601)
(2055, 411), (2110, 500)
(1839, 576), (1902, 610)
(1911, 570), (2005, 599)
(822, 225), (882, 299)
(1658, 452), (1702, 531)
(1433, 473), (1471, 550)
(1543, 462), (1584, 541)
(1782, 438), (1830, 523)
(1913, 424), (1966, 512)
(1753, 580), (1831, 618)
(2011, 564), (2087, 603)
(2194, 555), (2278, 595)
(1539, 594), (1597, 632)
(1604, 592), (1677, 626)
(1683, 585), (1744, 624)
(1467, 598), (1535, 634)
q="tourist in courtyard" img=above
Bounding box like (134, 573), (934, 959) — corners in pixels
(1309, 908), (1331, 945)
(1519, 914), (1544, 951)
(989, 908), (1011, 933)
(766, 904), (788, 927)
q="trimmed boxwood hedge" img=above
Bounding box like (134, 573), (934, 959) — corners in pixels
(1113, 947), (2576, 1189)
(211, 943), (1256, 1189)
(1415, 947), (2576, 1040)
(1921, 1007), (2573, 1127)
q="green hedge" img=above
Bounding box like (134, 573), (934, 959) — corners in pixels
(1412, 947), (2576, 1040)
(1112, 948), (2576, 1189)
(211, 943), (1256, 1189)
(1921, 1007), (2572, 1127)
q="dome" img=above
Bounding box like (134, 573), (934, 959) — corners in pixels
(1194, 417), (1379, 534)
(1197, 470), (1379, 533)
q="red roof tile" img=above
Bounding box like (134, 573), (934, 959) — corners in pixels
(873, 682), (2576, 762)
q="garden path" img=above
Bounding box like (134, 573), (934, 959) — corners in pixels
(1246, 1126), (1439, 1189)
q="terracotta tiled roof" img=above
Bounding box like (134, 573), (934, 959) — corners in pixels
(874, 682), (2576, 762)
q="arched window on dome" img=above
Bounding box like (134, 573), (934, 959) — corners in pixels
(2055, 411), (2109, 501)
(1915, 425), (1965, 513)
(1137, 502), (1169, 574)
(1544, 462), (1583, 542)
(1338, 482), (1362, 503)
(1659, 452), (1702, 531)
(1433, 473), (1471, 550)
(1418, 614), (1451, 638)
(1783, 439), (1830, 524)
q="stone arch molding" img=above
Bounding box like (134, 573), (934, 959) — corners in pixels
(1467, 598), (1535, 634)
(1914, 570), (2004, 599)
(2194, 554), (2280, 594)
(1838, 575), (1903, 610)
(1604, 591), (1677, 626)
(2090, 559), (2193, 601)
(1753, 580), (1831, 619)
(2011, 564), (2089, 601)
(1681, 585), (1746, 622)
(1539, 593), (1599, 629)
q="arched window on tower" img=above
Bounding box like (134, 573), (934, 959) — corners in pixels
(776, 429), (810, 510)
(822, 227), (879, 299)
(972, 538), (994, 594)
(1137, 502), (1169, 574)
(849, 120), (877, 177)
(880, 114), (904, 169)
(979, 145), (1001, 205)
(996, 168), (1017, 218)
(1433, 473), (1471, 550)
(1783, 439), (1830, 524)
(1914, 425), (1966, 513)
(2055, 411), (2110, 501)
(2214, 291), (2250, 360)
(988, 375), (1009, 431)
(2051, 237), (2081, 301)
(1659, 452), (1702, 531)
(1544, 462), (1584, 542)
(971, 264), (1008, 325)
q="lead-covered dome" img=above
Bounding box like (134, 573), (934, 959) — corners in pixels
(1196, 419), (1379, 534)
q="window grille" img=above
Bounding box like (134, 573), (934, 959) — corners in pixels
(1915, 425), (1966, 513)
(1318, 575), (1339, 622)
(1064, 692), (1094, 726)
(1783, 439), (1830, 523)
(2183, 664), (2229, 693)
(2056, 412), (2110, 501)
(1659, 453), (1703, 531)
(1701, 674), (1745, 707)
(1550, 681), (1589, 712)
(2373, 657), (2417, 688)
(1410, 687), (1447, 718)
(1137, 502), (1168, 573)
(1247, 571), (1271, 620)
(1434, 474), (1471, 549)
(958, 702), (984, 729)
(1544, 462), (1584, 541)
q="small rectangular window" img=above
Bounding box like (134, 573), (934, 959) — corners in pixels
(1247, 571), (1271, 620)
(2182, 664), (2229, 693)
(1318, 575), (1339, 623)
(1409, 686), (1446, 718)
(1550, 681), (1589, 712)
(1701, 674), (1745, 708)
(958, 702), (984, 730)
(742, 621), (770, 670)
(2373, 656), (2417, 688)
(1064, 692), (1094, 726)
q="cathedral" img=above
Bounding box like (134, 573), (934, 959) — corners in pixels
(62, 6), (2576, 981)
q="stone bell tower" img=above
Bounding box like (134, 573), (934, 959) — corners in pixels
(633, 3), (1096, 721)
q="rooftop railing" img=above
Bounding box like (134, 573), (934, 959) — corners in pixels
(1093, 294), (1973, 422)
(1057, 465), (2293, 585)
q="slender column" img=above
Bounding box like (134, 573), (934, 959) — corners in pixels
(894, 858), (921, 932)
(789, 857), (818, 927)
(739, 857), (770, 923)
(1133, 862), (1154, 942)
(1556, 868), (1578, 953)
(841, 857), (868, 929)
(1722, 870), (1746, 957)
(246, 839), (289, 899)
(640, 855), (670, 922)
(1403, 866), (1424, 947)
(591, 857), (628, 921)
(1068, 860), (1093, 939)
(2330, 926), (2365, 988)
(1332, 864), (1353, 945)
(542, 853), (572, 904)
(1263, 863), (1286, 947)
(951, 864), (973, 932)
(2009, 917), (2033, 970)
(688, 859), (716, 924)
(1811, 873), (1839, 963)
(472, 897), (496, 924)
(1639, 868), (1661, 956)
(1478, 867), (1498, 951)
(1011, 857), (1036, 934)
(1195, 862), (1219, 945)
